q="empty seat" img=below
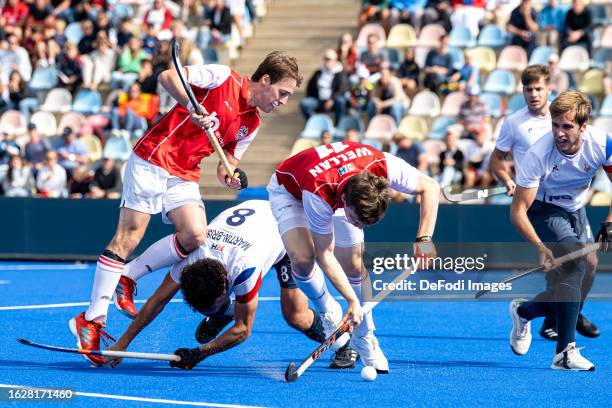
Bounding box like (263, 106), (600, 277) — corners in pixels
(356, 23), (386, 48)
(422, 139), (446, 165)
(529, 46), (556, 65)
(103, 135), (132, 162)
(72, 89), (102, 115)
(559, 45), (590, 72)
(40, 88), (72, 113)
(600, 95), (612, 117)
(300, 114), (334, 139)
(593, 116), (612, 132)
(386, 24), (417, 48)
(497, 45), (528, 72)
(448, 26), (476, 48)
(483, 69), (516, 95)
(0, 110), (27, 135)
(591, 47), (612, 69)
(364, 114), (397, 141)
(79, 134), (103, 162)
(467, 46), (497, 73)
(447, 47), (465, 71)
(65, 22), (84, 44)
(334, 114), (364, 139)
(478, 24), (507, 49)
(29, 67), (59, 93)
(29, 111), (58, 137)
(578, 69), (605, 95)
(408, 90), (441, 117)
(505, 93), (527, 115)
(479, 92), (503, 118)
(441, 91), (468, 116)
(398, 116), (429, 141)
(418, 24), (446, 48)
(58, 112), (87, 135)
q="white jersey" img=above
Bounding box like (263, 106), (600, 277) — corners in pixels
(170, 200), (285, 303)
(495, 106), (551, 166)
(516, 125), (612, 212)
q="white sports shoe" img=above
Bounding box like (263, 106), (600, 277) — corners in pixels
(509, 299), (532, 355)
(350, 332), (389, 373)
(551, 342), (595, 371)
(320, 301), (349, 351)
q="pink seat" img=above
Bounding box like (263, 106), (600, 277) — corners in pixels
(418, 24), (446, 48)
(441, 92), (468, 116)
(58, 112), (87, 135)
(364, 114), (397, 141)
(0, 110), (27, 135)
(496, 45), (528, 72)
(356, 23), (387, 49)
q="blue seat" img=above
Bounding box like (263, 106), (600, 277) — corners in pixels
(478, 25), (507, 49)
(300, 114), (334, 139)
(591, 48), (612, 70)
(506, 93), (527, 115)
(448, 26), (476, 48)
(600, 95), (612, 117)
(103, 136), (131, 161)
(528, 46), (555, 65)
(237, 187), (269, 201)
(72, 90), (102, 115)
(201, 47), (220, 64)
(429, 116), (456, 140)
(589, 4), (609, 26)
(334, 114), (364, 139)
(361, 139), (383, 151)
(483, 69), (516, 95)
(480, 92), (503, 118)
(589, 95), (600, 117)
(65, 22), (84, 44)
(384, 47), (401, 71)
(29, 67), (58, 92)
(447, 47), (465, 71)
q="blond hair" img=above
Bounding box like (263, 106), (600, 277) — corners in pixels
(550, 91), (591, 126)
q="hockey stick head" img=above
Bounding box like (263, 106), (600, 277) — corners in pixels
(285, 362), (298, 382)
(441, 185), (454, 201)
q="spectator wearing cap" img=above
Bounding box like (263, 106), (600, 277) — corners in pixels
(90, 157), (121, 199)
(56, 127), (88, 175)
(547, 53), (569, 98)
(2, 154), (33, 197)
(367, 66), (408, 125)
(458, 84), (490, 140)
(393, 130), (428, 173)
(24, 123), (52, 171)
(36, 150), (66, 197)
(300, 49), (349, 124)
(507, 0), (538, 56)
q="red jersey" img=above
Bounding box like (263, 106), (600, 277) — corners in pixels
(133, 65), (261, 182)
(275, 142), (388, 210)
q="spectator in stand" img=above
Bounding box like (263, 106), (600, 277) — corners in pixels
(344, 128), (362, 143)
(2, 154), (32, 197)
(421, 0), (452, 33)
(447, 51), (479, 93)
(336, 32), (358, 75)
(152, 39), (171, 75)
(56, 127), (88, 176)
(437, 129), (464, 188)
(24, 123), (52, 172)
(7, 70), (40, 121)
(143, 0), (174, 32)
(116, 17), (134, 50)
(359, 0), (391, 28)
(561, 0), (592, 56)
(393, 130), (428, 173)
(172, 21), (204, 65)
(142, 23), (159, 55)
(397, 47), (419, 98)
(26, 0), (54, 34)
(57, 42), (83, 94)
(52, 18), (67, 49)
(51, 0), (76, 23)
(319, 130), (333, 146)
(450, 0), (487, 38)
(1, 0), (29, 35)
(507, 0), (538, 56)
(348, 66), (374, 115)
(90, 156), (121, 199)
(463, 127), (493, 189)
(300, 49), (348, 124)
(0, 34), (32, 83)
(388, 0), (427, 32)
(202, 0), (232, 46)
(137, 59), (158, 94)
(110, 81), (159, 137)
(360, 33), (388, 78)
(82, 31), (115, 90)
(0, 132), (21, 165)
(36, 150), (66, 197)
(367, 66), (408, 124)
(228, 0), (247, 46)
(458, 84), (490, 140)
(31, 36), (60, 68)
(423, 33), (454, 93)
(69, 165), (93, 198)
(538, 0), (565, 47)
(547, 53), (569, 98)
(111, 37), (149, 90)
(0, 82), (11, 114)
(94, 10), (111, 38)
(77, 19), (96, 56)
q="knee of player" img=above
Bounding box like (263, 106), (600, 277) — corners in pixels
(177, 230), (206, 252)
(289, 256), (316, 277)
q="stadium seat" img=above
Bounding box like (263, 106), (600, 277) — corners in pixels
(440, 91), (468, 116)
(79, 134), (103, 162)
(386, 24), (417, 48)
(559, 46), (590, 72)
(529, 46), (556, 65)
(496, 45), (528, 72)
(334, 114), (364, 139)
(506, 93), (527, 115)
(600, 95), (612, 117)
(72, 89), (103, 115)
(364, 114), (397, 141)
(448, 26), (476, 48)
(422, 139), (445, 166)
(398, 116), (429, 141)
(0, 110), (27, 135)
(40, 88), (72, 113)
(480, 92), (503, 118)
(289, 138), (319, 156)
(385, 47), (401, 70)
(356, 23), (386, 48)
(591, 47), (612, 70)
(429, 116), (456, 139)
(408, 90), (441, 117)
(483, 69), (516, 95)
(202, 47), (220, 64)
(467, 46), (496, 73)
(594, 116), (612, 132)
(418, 24), (446, 48)
(65, 22), (84, 44)
(447, 47), (465, 71)
(29, 67), (58, 93)
(589, 4), (609, 26)
(601, 26), (612, 48)
(30, 111), (57, 137)
(300, 114), (334, 139)
(103, 135), (132, 162)
(58, 112), (87, 135)
(589, 95), (601, 117)
(360, 139), (383, 151)
(237, 187), (269, 201)
(477, 24), (507, 49)
(578, 69), (605, 95)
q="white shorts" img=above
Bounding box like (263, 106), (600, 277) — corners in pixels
(267, 175), (364, 248)
(121, 154), (204, 224)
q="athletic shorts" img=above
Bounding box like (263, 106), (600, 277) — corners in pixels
(121, 153), (204, 224)
(267, 174), (364, 248)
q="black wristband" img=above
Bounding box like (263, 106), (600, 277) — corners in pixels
(415, 236), (432, 242)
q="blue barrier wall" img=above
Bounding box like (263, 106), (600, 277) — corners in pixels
(0, 198), (609, 263)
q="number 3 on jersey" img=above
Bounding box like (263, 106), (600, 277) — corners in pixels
(226, 208), (255, 226)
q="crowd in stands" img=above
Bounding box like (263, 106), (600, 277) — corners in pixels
(294, 0), (612, 204)
(0, 0), (264, 198)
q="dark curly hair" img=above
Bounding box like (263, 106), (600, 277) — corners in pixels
(180, 258), (228, 313)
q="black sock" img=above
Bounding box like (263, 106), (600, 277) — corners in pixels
(303, 309), (326, 343)
(555, 282), (581, 353)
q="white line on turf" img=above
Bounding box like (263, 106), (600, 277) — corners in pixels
(0, 280), (10, 284)
(0, 264), (90, 271)
(0, 384), (263, 408)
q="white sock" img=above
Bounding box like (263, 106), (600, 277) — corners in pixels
(349, 275), (375, 337)
(292, 264), (335, 313)
(125, 234), (188, 281)
(85, 254), (125, 323)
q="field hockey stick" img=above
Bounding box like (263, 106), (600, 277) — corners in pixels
(442, 185), (508, 203)
(17, 338), (180, 362)
(285, 264), (417, 382)
(170, 38), (234, 176)
(475, 242), (601, 299)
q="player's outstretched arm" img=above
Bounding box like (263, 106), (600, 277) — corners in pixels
(107, 273), (181, 367)
(169, 298), (258, 369)
(490, 148), (516, 195)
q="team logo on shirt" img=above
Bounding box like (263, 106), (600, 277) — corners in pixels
(583, 164), (592, 173)
(235, 126), (249, 141)
(338, 163), (356, 176)
(552, 164), (559, 172)
(211, 243), (225, 252)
